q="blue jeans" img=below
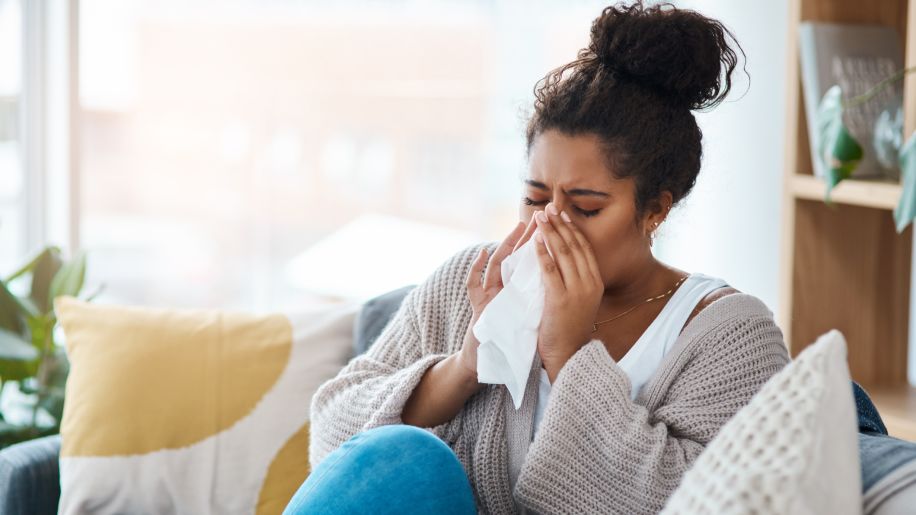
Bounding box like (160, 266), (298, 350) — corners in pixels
(283, 425), (477, 515)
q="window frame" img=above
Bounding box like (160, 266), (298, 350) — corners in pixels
(18, 0), (79, 260)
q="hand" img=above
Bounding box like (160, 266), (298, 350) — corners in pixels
(532, 203), (604, 382)
(512, 211), (540, 253)
(457, 217), (532, 377)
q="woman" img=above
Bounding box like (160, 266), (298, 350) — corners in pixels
(286, 2), (790, 514)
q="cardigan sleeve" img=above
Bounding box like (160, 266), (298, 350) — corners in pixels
(515, 301), (791, 514)
(308, 242), (492, 468)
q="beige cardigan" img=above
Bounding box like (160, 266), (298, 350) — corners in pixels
(310, 241), (791, 514)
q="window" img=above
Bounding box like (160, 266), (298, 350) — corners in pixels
(0, 0), (23, 274)
(77, 0), (607, 309)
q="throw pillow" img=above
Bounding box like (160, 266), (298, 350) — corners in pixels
(54, 296), (358, 515)
(660, 329), (861, 514)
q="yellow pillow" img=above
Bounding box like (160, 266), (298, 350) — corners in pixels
(55, 296), (359, 515)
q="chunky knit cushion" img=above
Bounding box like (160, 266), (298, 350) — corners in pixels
(660, 329), (861, 515)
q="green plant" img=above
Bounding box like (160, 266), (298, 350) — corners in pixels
(0, 246), (95, 448)
(816, 66), (916, 232)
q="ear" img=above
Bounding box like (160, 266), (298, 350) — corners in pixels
(642, 191), (673, 236)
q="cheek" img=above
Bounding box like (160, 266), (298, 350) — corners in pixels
(582, 212), (642, 256)
(586, 220), (643, 283)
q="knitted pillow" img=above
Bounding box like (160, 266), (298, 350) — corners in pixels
(54, 297), (358, 515)
(660, 329), (861, 515)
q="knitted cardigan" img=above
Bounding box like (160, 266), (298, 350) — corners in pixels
(309, 241), (791, 514)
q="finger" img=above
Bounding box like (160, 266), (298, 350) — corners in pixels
(546, 207), (592, 284)
(466, 247), (488, 292)
(512, 212), (539, 253)
(533, 230), (565, 293)
(534, 210), (578, 286)
(559, 211), (602, 284)
(557, 210), (601, 284)
(484, 222), (525, 290)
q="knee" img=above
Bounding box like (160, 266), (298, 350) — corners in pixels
(350, 424), (454, 464)
(284, 425), (474, 515)
(344, 425), (470, 498)
(356, 424), (441, 446)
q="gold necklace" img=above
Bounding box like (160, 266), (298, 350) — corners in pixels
(591, 275), (689, 333)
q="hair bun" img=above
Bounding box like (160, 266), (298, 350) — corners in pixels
(588, 2), (741, 110)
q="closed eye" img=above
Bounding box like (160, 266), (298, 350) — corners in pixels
(522, 197), (601, 218)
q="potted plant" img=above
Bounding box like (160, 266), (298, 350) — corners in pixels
(0, 246), (95, 449)
(816, 66), (916, 232)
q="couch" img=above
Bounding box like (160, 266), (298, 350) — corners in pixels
(1, 284), (916, 514)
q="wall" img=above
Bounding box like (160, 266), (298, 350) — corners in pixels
(656, 0), (789, 316)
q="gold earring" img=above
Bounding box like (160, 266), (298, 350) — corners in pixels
(649, 221), (660, 246)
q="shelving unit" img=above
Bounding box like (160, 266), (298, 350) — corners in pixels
(780, 0), (916, 441)
(788, 175), (903, 210)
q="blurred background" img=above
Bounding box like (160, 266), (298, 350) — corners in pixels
(0, 0), (787, 312)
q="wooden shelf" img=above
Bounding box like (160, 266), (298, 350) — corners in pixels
(869, 384), (916, 441)
(789, 174), (902, 210)
(780, 0), (916, 444)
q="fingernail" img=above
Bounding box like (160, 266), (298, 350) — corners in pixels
(560, 210), (571, 223)
(536, 211), (547, 223)
(546, 203), (559, 216)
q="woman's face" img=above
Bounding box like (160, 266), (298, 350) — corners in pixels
(521, 129), (660, 289)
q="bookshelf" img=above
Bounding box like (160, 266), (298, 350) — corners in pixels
(781, 0), (916, 441)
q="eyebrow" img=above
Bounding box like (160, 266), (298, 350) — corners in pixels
(524, 179), (610, 198)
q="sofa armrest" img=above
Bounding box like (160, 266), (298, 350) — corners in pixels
(0, 434), (61, 515)
(860, 432), (916, 514)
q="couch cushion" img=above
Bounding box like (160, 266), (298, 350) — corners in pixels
(54, 296), (358, 515)
(352, 284), (416, 356)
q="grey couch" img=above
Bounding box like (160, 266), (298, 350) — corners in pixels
(2, 284), (916, 514)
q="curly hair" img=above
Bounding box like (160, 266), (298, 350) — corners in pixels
(525, 1), (745, 216)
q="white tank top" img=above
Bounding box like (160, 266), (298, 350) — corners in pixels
(531, 272), (729, 439)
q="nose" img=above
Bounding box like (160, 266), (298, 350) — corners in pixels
(547, 197), (566, 215)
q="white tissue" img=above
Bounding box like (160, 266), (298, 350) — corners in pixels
(473, 233), (545, 409)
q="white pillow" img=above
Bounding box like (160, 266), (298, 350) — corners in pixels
(661, 329), (861, 515)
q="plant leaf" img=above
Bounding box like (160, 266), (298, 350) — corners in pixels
(895, 132), (916, 232)
(0, 282), (24, 334)
(0, 357), (38, 382)
(49, 252), (86, 303)
(26, 316), (52, 354)
(0, 279), (37, 333)
(43, 346), (69, 391)
(816, 85), (865, 199)
(4, 245), (60, 283)
(37, 347), (68, 423)
(0, 328), (38, 361)
(29, 247), (63, 315)
(18, 297), (39, 318)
